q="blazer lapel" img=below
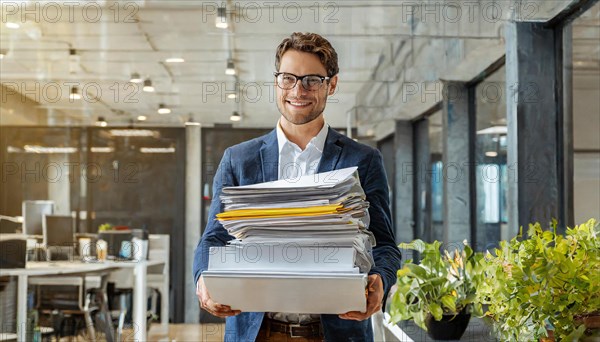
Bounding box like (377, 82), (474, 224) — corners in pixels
(259, 129), (279, 182)
(318, 127), (343, 173)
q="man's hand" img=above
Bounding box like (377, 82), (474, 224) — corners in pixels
(196, 276), (241, 318)
(339, 274), (383, 321)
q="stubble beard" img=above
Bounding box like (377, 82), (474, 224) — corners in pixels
(277, 97), (326, 126)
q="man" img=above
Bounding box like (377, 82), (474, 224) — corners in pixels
(193, 32), (402, 341)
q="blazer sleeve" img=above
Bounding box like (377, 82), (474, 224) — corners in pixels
(363, 149), (402, 310)
(193, 148), (237, 284)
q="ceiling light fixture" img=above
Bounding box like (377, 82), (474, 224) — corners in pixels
(130, 73), (143, 83)
(157, 103), (171, 114)
(110, 129), (156, 137)
(485, 151), (498, 157)
(225, 59), (236, 75)
(0, 49), (7, 59)
(137, 115), (147, 121)
(185, 116), (200, 126)
(5, 22), (20, 29)
(69, 86), (81, 100)
(227, 93), (237, 99)
(23, 145), (78, 154)
(140, 147), (176, 154)
(476, 126), (507, 135)
(90, 147), (114, 153)
(165, 57), (185, 63)
(69, 49), (80, 74)
(95, 117), (107, 127)
(216, 7), (228, 29)
(110, 129), (158, 137)
(143, 79), (155, 92)
(229, 111), (241, 122)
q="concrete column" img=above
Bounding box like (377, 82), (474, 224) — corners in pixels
(394, 120), (414, 244)
(442, 81), (474, 247)
(505, 21), (569, 233)
(184, 125), (202, 322)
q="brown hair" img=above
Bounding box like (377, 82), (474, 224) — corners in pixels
(275, 32), (339, 77)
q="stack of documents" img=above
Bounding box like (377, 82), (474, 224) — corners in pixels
(203, 167), (374, 314)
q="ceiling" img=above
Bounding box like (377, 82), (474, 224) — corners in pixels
(0, 0), (597, 128)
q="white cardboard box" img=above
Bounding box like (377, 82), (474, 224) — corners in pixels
(203, 271), (368, 314)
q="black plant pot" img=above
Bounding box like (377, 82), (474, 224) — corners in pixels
(425, 311), (471, 340)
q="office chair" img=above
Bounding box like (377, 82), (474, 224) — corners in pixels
(30, 273), (116, 342)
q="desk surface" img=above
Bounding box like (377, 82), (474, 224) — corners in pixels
(0, 260), (164, 276)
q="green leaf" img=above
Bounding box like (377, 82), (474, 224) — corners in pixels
(398, 239), (427, 253)
(429, 303), (443, 321)
(405, 263), (428, 279)
(441, 295), (457, 313)
(397, 267), (410, 278)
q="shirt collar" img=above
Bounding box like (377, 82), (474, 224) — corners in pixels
(276, 119), (329, 154)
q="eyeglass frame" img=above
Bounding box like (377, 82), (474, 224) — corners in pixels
(273, 72), (331, 91)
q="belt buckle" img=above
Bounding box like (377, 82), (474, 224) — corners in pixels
(289, 324), (304, 338)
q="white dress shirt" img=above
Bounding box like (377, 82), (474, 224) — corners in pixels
(276, 120), (329, 180)
(268, 119), (329, 324)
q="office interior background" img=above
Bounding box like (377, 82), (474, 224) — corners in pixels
(0, 0), (599, 337)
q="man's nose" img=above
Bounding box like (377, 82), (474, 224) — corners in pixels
(291, 80), (309, 97)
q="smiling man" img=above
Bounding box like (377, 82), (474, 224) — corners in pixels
(193, 32), (402, 341)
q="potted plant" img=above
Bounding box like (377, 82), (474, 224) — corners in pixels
(477, 218), (600, 341)
(389, 239), (485, 340)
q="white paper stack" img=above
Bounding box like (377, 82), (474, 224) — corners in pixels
(203, 167), (373, 314)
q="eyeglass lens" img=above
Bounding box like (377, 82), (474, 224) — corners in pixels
(277, 74), (324, 90)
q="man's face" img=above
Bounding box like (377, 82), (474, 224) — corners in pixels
(275, 50), (338, 126)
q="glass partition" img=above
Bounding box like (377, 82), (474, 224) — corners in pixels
(428, 110), (444, 242)
(474, 65), (508, 251)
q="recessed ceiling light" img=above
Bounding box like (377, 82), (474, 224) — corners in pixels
(6, 22), (20, 29)
(157, 103), (171, 114)
(227, 93), (237, 99)
(110, 129), (156, 137)
(165, 57), (185, 63)
(23, 145), (78, 154)
(137, 115), (147, 121)
(0, 49), (7, 59)
(90, 147), (114, 153)
(485, 151), (498, 157)
(140, 147), (176, 153)
(143, 79), (155, 92)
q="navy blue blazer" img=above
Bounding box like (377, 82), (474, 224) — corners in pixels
(193, 127), (402, 341)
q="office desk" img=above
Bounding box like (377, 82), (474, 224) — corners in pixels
(0, 260), (164, 342)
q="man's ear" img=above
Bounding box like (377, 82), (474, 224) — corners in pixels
(328, 75), (338, 96)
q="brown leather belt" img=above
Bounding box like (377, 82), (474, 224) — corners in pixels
(262, 317), (323, 338)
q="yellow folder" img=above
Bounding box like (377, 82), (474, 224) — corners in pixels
(216, 203), (344, 220)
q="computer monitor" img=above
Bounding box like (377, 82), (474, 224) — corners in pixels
(43, 214), (75, 246)
(22, 200), (54, 236)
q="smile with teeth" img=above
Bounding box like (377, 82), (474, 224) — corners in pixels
(287, 100), (311, 107)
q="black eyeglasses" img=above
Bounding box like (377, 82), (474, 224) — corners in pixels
(274, 72), (330, 91)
